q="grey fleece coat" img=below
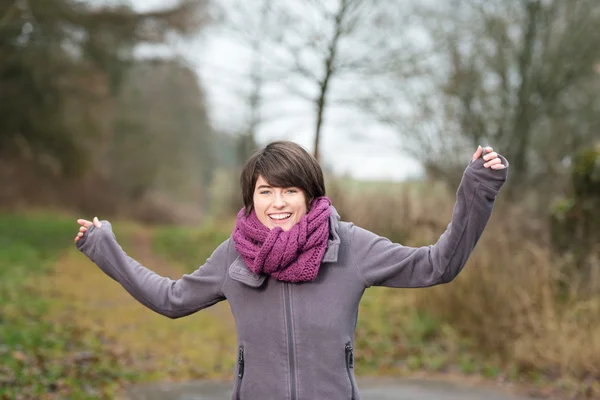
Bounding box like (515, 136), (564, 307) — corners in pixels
(75, 154), (508, 400)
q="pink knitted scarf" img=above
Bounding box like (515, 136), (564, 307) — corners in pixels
(232, 197), (332, 283)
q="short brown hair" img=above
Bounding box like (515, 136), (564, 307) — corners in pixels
(240, 141), (326, 215)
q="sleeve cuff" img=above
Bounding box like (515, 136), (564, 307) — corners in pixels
(75, 220), (114, 254)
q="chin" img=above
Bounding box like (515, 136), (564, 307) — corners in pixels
(266, 217), (297, 232)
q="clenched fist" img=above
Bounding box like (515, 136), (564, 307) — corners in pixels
(472, 145), (506, 170)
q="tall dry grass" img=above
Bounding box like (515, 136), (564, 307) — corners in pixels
(328, 177), (600, 388)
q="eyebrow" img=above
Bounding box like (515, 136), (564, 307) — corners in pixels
(256, 184), (299, 191)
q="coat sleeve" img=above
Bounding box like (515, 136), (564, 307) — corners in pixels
(75, 221), (229, 319)
(351, 154), (509, 288)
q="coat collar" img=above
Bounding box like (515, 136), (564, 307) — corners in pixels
(228, 205), (341, 287)
(322, 205), (341, 263)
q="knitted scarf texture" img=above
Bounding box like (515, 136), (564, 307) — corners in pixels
(232, 196), (332, 283)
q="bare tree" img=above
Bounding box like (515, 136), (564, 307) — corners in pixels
(366, 0), (600, 198)
(238, 0), (270, 160)
(224, 0), (413, 162)
(208, 0), (273, 161)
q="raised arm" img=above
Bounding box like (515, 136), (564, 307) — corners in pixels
(351, 146), (509, 288)
(75, 220), (229, 319)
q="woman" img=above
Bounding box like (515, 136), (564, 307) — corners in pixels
(74, 140), (508, 400)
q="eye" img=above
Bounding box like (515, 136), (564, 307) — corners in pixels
(286, 189), (298, 194)
(259, 190), (271, 195)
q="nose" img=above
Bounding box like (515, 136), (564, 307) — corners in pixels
(273, 192), (286, 208)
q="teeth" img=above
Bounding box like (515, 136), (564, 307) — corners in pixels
(270, 213), (291, 220)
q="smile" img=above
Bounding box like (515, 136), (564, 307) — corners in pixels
(269, 213), (292, 221)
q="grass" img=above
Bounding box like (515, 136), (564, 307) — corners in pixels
(152, 222), (232, 268)
(0, 212), (137, 399)
(330, 181), (600, 399)
(42, 219), (237, 384)
(3, 176), (600, 400)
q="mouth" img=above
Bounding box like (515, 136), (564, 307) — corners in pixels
(268, 213), (292, 222)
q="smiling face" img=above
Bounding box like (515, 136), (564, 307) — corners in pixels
(253, 175), (308, 231)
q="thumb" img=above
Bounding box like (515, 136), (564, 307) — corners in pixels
(472, 145), (482, 161)
(93, 217), (102, 227)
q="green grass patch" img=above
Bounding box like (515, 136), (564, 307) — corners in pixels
(0, 212), (137, 399)
(354, 286), (501, 378)
(152, 222), (232, 268)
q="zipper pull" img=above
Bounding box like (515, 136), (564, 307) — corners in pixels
(238, 347), (245, 378)
(345, 344), (354, 369)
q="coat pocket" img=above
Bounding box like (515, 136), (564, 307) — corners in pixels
(345, 342), (356, 400)
(234, 346), (245, 400)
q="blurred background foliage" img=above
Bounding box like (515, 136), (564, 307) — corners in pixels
(0, 0), (237, 224)
(1, 0), (600, 399)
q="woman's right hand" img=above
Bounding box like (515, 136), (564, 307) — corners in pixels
(74, 217), (102, 243)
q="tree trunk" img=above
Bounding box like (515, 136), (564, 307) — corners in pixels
(507, 0), (541, 198)
(312, 0), (347, 162)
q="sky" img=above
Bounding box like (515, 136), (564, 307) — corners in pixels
(128, 0), (424, 181)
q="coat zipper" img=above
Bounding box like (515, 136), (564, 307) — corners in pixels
(236, 346), (244, 400)
(345, 343), (356, 400)
(284, 283), (297, 400)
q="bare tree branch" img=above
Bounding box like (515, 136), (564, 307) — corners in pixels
(223, 0), (414, 162)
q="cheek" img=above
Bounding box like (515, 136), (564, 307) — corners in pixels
(253, 195), (266, 214)
(253, 197), (271, 227)
(296, 202), (308, 219)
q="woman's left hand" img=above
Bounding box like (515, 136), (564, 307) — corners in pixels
(472, 146), (506, 170)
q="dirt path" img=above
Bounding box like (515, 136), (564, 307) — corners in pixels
(125, 378), (543, 400)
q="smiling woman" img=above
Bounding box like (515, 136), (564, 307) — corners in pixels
(74, 140), (508, 400)
(253, 175), (308, 231)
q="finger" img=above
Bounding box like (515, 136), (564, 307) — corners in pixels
(77, 219), (92, 228)
(483, 151), (498, 161)
(77, 232), (84, 237)
(79, 226), (87, 233)
(472, 145), (482, 161)
(491, 163), (506, 170)
(74, 237), (79, 243)
(93, 217), (102, 228)
(485, 146), (493, 154)
(484, 158), (502, 168)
